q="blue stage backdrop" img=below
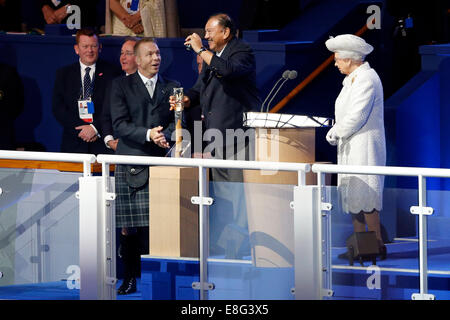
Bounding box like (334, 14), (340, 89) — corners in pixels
(0, 0), (448, 177)
(0, 34), (303, 153)
(0, 0), (388, 154)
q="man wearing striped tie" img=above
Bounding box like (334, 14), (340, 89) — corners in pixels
(52, 28), (121, 154)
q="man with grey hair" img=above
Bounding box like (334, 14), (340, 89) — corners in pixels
(101, 37), (140, 152)
(325, 34), (387, 260)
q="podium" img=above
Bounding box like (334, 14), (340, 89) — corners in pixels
(242, 112), (333, 267)
(149, 167), (201, 258)
(147, 112), (333, 261)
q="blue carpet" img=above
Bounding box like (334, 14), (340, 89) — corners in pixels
(0, 238), (448, 300)
(0, 281), (79, 300)
(0, 279), (143, 300)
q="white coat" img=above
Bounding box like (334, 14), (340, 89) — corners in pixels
(326, 62), (386, 214)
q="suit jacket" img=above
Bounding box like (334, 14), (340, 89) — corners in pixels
(52, 59), (121, 154)
(110, 72), (179, 157)
(99, 74), (120, 141)
(0, 63), (24, 150)
(187, 37), (261, 135)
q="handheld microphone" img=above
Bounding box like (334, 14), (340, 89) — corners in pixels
(265, 70), (298, 112)
(260, 70), (290, 112)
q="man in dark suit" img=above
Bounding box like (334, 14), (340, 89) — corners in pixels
(110, 38), (179, 294)
(0, 63), (24, 150)
(181, 13), (261, 168)
(180, 13), (261, 258)
(52, 28), (121, 154)
(100, 37), (139, 152)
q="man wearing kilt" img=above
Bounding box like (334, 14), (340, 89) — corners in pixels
(110, 38), (180, 294)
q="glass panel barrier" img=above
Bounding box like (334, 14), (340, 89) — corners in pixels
(328, 175), (421, 300)
(425, 187), (450, 299)
(0, 168), (80, 300)
(207, 169), (295, 300)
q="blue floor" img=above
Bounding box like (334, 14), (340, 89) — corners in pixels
(332, 238), (450, 271)
(330, 238), (450, 300)
(0, 279), (143, 300)
(0, 238), (449, 300)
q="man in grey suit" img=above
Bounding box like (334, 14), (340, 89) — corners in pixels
(110, 38), (179, 294)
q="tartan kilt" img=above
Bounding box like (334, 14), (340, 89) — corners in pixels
(114, 164), (150, 228)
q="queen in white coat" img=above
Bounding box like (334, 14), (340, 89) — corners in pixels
(325, 34), (387, 257)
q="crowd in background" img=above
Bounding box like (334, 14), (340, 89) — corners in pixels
(0, 0), (304, 35)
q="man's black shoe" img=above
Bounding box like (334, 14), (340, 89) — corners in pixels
(117, 277), (137, 295)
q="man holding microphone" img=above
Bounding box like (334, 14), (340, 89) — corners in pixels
(172, 13), (261, 258)
(173, 13), (260, 177)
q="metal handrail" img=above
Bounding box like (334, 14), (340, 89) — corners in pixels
(96, 154), (310, 172)
(97, 154), (311, 300)
(0, 150), (97, 176)
(312, 163), (450, 178)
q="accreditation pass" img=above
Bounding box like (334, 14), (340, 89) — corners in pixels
(78, 99), (94, 123)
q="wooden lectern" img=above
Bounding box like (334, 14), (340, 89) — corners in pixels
(242, 112), (333, 267)
(149, 166), (200, 257)
(148, 90), (202, 258)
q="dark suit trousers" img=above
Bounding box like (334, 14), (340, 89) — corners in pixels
(209, 141), (252, 259)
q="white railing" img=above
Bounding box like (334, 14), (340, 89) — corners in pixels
(0, 150), (96, 176)
(1, 150), (448, 300)
(312, 163), (450, 301)
(0, 150), (97, 298)
(96, 154), (311, 300)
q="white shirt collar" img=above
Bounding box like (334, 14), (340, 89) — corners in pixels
(216, 44), (227, 57)
(80, 60), (96, 73)
(138, 71), (158, 86)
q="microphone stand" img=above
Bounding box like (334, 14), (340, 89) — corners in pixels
(260, 70), (290, 112)
(265, 78), (290, 113)
(265, 70), (298, 112)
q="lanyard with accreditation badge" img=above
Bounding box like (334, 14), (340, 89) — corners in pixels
(78, 98), (95, 123)
(78, 73), (95, 124)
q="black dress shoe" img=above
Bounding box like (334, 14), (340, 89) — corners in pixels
(117, 277), (136, 295)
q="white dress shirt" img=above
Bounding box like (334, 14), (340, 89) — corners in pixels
(216, 44), (227, 57)
(138, 71), (158, 142)
(79, 60), (96, 98)
(105, 71), (159, 148)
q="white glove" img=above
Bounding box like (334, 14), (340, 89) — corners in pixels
(326, 127), (338, 146)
